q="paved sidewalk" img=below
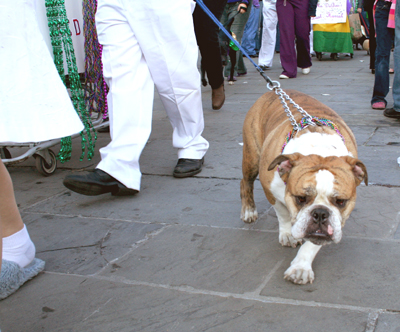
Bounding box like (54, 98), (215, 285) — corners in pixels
(1, 49), (400, 332)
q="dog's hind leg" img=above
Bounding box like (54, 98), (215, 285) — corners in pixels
(240, 136), (260, 223)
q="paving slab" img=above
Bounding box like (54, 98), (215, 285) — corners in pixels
(367, 127), (400, 145)
(24, 214), (164, 275)
(357, 145), (400, 185)
(375, 312), (400, 332)
(0, 273), (370, 332)
(99, 225), (285, 294)
(260, 236), (400, 311)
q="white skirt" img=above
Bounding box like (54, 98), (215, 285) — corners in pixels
(0, 0), (84, 143)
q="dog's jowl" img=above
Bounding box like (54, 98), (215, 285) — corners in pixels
(240, 90), (367, 285)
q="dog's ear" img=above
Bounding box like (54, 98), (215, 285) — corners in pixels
(268, 153), (305, 179)
(341, 156), (368, 186)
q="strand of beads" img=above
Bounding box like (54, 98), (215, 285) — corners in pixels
(83, 0), (108, 120)
(45, 0), (97, 162)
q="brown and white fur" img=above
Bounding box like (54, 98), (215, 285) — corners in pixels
(240, 90), (368, 284)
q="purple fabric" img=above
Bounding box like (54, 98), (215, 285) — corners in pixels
(276, 0), (312, 78)
(253, 0), (260, 7)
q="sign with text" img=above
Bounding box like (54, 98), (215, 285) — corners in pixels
(311, 0), (347, 24)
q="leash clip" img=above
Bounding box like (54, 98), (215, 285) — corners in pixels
(266, 80), (280, 91)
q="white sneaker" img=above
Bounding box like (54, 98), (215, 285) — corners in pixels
(302, 67), (311, 75)
(279, 74), (289, 79)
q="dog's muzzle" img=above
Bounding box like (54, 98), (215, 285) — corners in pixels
(305, 207), (334, 244)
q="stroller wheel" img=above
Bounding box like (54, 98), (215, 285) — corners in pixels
(34, 149), (57, 176)
(330, 53), (338, 61)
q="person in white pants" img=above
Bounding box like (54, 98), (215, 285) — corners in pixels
(63, 0), (209, 196)
(258, 0), (278, 69)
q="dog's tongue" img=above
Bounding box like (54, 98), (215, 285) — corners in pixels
(327, 225), (334, 236)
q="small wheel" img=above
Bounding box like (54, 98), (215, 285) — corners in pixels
(35, 149), (57, 176)
(316, 52), (322, 61)
(0, 148), (11, 159)
(331, 53), (338, 61)
(350, 53), (354, 58)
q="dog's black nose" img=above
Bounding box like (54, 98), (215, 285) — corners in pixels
(311, 208), (330, 224)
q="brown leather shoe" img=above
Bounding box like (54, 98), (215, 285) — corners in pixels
(212, 84), (225, 110)
(384, 107), (400, 119)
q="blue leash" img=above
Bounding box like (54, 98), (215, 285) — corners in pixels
(196, 0), (278, 88)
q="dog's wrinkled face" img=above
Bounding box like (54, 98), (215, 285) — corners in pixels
(269, 153), (368, 246)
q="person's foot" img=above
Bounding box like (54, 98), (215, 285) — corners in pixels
(259, 65), (270, 70)
(212, 84), (225, 110)
(302, 67), (311, 75)
(384, 107), (400, 118)
(237, 72), (247, 77)
(390, 68), (395, 74)
(371, 69), (375, 74)
(227, 76), (237, 82)
(63, 169), (139, 196)
(173, 158), (204, 178)
(371, 102), (386, 110)
(0, 258), (45, 300)
(279, 74), (290, 79)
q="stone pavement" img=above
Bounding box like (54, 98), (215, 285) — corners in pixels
(1, 49), (400, 332)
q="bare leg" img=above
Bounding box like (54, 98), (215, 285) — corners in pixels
(0, 159), (24, 238)
(0, 159), (34, 269)
(0, 159), (46, 300)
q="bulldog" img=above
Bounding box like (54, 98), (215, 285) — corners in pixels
(240, 90), (367, 285)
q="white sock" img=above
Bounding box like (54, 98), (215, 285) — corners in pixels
(2, 225), (35, 268)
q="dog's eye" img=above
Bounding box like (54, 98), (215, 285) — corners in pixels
(295, 196), (307, 205)
(335, 199), (347, 207)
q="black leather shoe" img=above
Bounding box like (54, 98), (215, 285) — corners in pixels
(384, 108), (400, 119)
(63, 169), (138, 196)
(173, 158), (204, 178)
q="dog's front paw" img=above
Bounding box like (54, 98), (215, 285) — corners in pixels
(284, 264), (314, 285)
(279, 232), (302, 248)
(241, 207), (258, 223)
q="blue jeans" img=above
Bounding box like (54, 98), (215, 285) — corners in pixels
(393, 1), (400, 111)
(220, 1), (252, 76)
(371, 0), (394, 106)
(241, 5), (261, 55)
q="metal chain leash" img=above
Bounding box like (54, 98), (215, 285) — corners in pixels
(266, 81), (316, 132)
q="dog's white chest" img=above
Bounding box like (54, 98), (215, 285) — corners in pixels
(283, 131), (351, 158)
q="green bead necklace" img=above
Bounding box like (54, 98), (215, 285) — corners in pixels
(45, 0), (97, 162)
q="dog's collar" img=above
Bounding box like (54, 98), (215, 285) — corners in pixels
(281, 116), (345, 153)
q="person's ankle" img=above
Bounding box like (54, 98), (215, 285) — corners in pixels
(2, 225), (35, 268)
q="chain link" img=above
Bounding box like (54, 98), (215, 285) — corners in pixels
(266, 81), (315, 132)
